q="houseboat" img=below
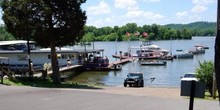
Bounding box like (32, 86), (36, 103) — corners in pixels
(0, 40), (108, 71)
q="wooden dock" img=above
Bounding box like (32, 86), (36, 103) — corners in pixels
(112, 54), (131, 59)
(108, 57), (135, 68)
(34, 65), (82, 77)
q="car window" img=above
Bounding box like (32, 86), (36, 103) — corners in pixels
(128, 73), (142, 78)
(184, 74), (195, 78)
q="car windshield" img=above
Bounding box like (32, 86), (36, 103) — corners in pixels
(128, 73), (142, 78)
(184, 73), (195, 78)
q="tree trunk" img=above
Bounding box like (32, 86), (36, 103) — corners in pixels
(50, 42), (60, 84)
(215, 0), (220, 102)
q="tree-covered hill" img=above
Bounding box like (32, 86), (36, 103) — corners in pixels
(164, 21), (216, 36)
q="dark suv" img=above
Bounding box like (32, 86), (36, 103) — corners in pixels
(124, 72), (144, 87)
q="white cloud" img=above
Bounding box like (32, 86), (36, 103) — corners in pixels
(143, 12), (165, 20)
(189, 15), (202, 21)
(127, 6), (140, 11)
(86, 15), (121, 27)
(125, 9), (165, 21)
(87, 1), (111, 15)
(143, 0), (160, 2)
(191, 5), (207, 13)
(126, 10), (144, 18)
(114, 0), (137, 9)
(192, 0), (216, 5)
(176, 11), (188, 19)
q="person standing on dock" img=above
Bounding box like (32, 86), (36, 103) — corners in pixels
(67, 59), (72, 66)
(119, 51), (122, 61)
(29, 61), (34, 78)
(105, 56), (109, 64)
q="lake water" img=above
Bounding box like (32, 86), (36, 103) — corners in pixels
(68, 37), (215, 87)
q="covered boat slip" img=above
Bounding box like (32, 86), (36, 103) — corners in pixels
(0, 48), (106, 71)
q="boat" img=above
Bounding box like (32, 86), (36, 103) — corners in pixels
(136, 49), (161, 60)
(109, 64), (122, 70)
(141, 44), (170, 56)
(189, 45), (205, 54)
(131, 41), (171, 60)
(140, 60), (167, 66)
(140, 41), (153, 47)
(0, 40), (108, 71)
(173, 50), (194, 59)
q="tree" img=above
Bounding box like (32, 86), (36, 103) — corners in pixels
(82, 32), (95, 42)
(0, 26), (15, 40)
(125, 23), (138, 33)
(195, 61), (214, 96)
(2, 0), (87, 84)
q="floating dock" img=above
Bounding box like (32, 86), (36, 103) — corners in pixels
(108, 56), (136, 69)
(112, 54), (131, 59)
(34, 65), (82, 77)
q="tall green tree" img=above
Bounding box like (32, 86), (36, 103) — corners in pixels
(2, 0), (87, 84)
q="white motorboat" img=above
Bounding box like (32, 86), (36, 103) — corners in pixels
(189, 45), (205, 54)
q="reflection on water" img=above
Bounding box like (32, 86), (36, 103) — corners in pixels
(66, 37), (215, 87)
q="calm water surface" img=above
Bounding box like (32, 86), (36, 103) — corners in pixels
(68, 37), (215, 87)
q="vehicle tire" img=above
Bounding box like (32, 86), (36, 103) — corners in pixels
(124, 83), (127, 87)
(136, 82), (139, 87)
(141, 80), (144, 87)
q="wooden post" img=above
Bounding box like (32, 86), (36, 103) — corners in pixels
(213, 72), (216, 99)
(1, 64), (3, 84)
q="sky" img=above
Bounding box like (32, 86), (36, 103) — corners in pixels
(0, 0), (217, 28)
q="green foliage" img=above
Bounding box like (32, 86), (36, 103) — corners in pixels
(165, 21), (216, 36)
(2, 0), (87, 84)
(83, 21), (215, 41)
(0, 26), (15, 40)
(4, 77), (100, 89)
(2, 0), (87, 47)
(195, 60), (214, 96)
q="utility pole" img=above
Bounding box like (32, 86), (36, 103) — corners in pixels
(215, 0), (220, 102)
(27, 36), (32, 79)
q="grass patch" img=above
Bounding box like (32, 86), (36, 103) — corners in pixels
(1, 77), (102, 90)
(204, 91), (219, 101)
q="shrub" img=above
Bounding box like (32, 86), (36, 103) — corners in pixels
(195, 60), (214, 96)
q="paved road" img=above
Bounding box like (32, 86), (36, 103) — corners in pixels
(0, 85), (218, 110)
